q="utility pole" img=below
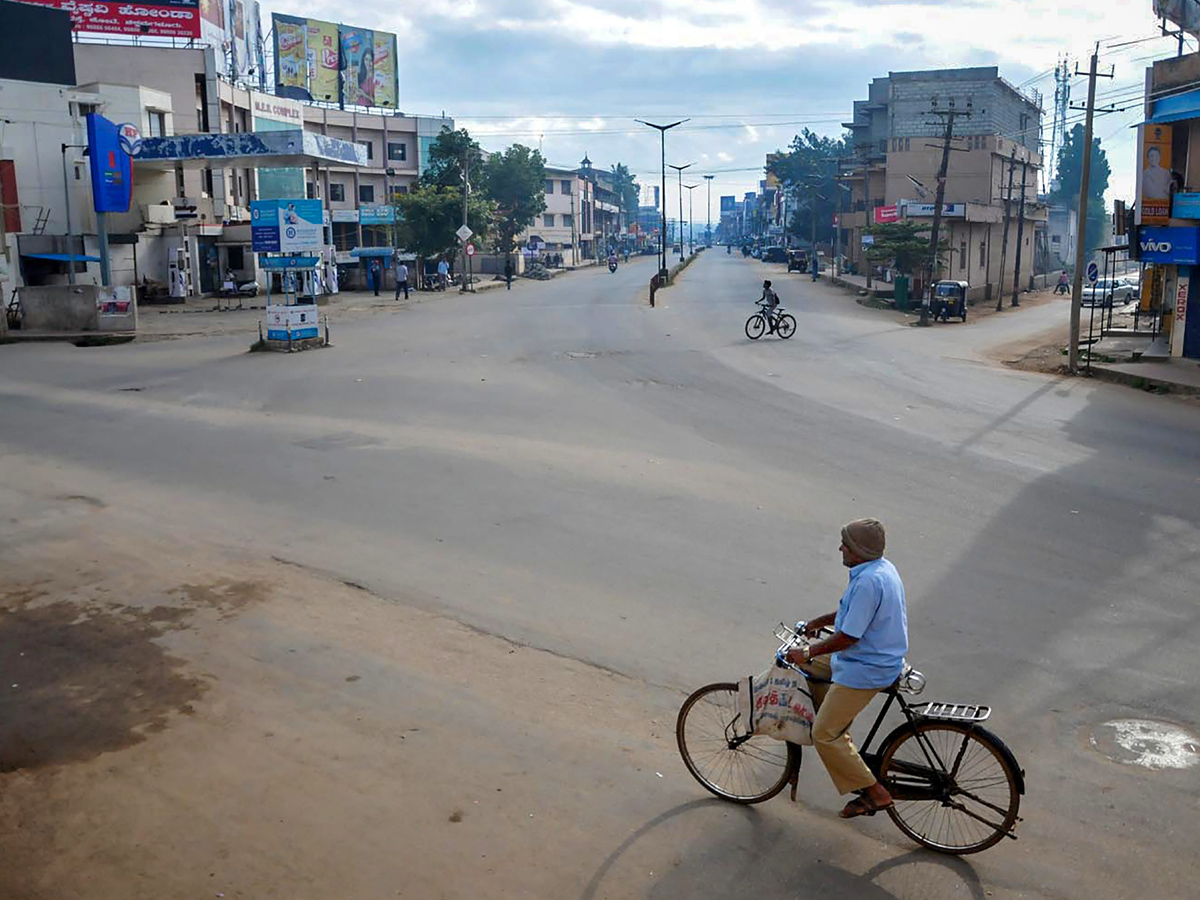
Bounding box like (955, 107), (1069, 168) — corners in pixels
(637, 120), (687, 278)
(704, 174), (714, 247)
(923, 107), (970, 325)
(460, 149), (470, 293)
(1068, 45), (1112, 374)
(1010, 157), (1030, 307)
(996, 148), (1016, 312)
(669, 162), (691, 260)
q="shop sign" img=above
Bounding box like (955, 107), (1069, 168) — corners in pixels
(874, 205), (899, 224)
(358, 206), (395, 225)
(21, 0), (201, 38)
(330, 209), (358, 223)
(904, 202), (966, 218)
(1136, 226), (1200, 264)
(1172, 192), (1200, 219)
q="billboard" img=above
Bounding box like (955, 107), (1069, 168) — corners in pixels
(21, 0), (201, 38)
(1138, 124), (1173, 226)
(720, 195), (736, 213)
(250, 199), (324, 252)
(272, 15), (397, 107)
(874, 205), (899, 224)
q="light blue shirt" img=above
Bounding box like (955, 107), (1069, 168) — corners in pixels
(832, 557), (908, 689)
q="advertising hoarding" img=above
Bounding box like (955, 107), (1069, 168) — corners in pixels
(358, 206), (395, 225)
(251, 199), (324, 252)
(903, 202), (965, 218)
(1138, 124), (1173, 226)
(874, 205), (899, 224)
(272, 14), (397, 107)
(720, 195), (736, 213)
(21, 0), (201, 38)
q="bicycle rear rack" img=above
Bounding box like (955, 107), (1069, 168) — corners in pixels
(914, 702), (991, 723)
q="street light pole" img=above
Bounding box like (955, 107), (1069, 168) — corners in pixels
(669, 162), (691, 261)
(703, 174), (714, 247)
(637, 119), (688, 278)
(684, 183), (698, 255)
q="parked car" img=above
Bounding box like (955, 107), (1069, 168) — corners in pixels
(1082, 278), (1137, 307)
(762, 246), (788, 264)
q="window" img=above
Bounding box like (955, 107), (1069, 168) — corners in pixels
(77, 102), (99, 118)
(979, 242), (986, 267)
(1051, 234), (1061, 245)
(879, 139), (887, 154)
(904, 138), (910, 152)
(203, 167), (214, 198)
(959, 241), (967, 266)
(545, 180), (554, 194)
(561, 180), (572, 194)
(390, 185), (408, 202)
(329, 183), (346, 202)
(387, 142), (407, 162)
(360, 141), (374, 160)
(306, 182), (315, 199)
(174, 165), (185, 197)
(562, 213), (573, 227)
(148, 111), (167, 138)
(359, 184), (375, 203)
(332, 222), (356, 252)
(543, 214), (555, 227)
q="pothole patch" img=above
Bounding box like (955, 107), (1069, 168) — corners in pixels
(1090, 719), (1200, 770)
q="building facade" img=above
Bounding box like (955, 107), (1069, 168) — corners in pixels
(839, 67), (1047, 301)
(518, 165), (593, 265)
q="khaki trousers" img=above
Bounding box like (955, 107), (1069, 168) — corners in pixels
(799, 656), (880, 795)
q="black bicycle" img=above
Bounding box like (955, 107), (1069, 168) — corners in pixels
(676, 621), (1024, 855)
(746, 302), (796, 340)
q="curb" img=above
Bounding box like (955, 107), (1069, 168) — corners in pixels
(1087, 364), (1200, 397)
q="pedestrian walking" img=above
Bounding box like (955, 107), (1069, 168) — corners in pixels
(370, 260), (382, 296)
(394, 255), (409, 300)
(437, 257), (450, 291)
(504, 257), (514, 290)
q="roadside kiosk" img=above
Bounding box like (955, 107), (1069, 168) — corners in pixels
(251, 199), (328, 351)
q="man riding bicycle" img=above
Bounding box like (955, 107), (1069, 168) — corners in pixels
(759, 280), (780, 332)
(785, 518), (908, 820)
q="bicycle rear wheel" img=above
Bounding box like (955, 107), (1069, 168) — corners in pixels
(676, 682), (795, 804)
(776, 314), (797, 339)
(745, 314), (766, 340)
(878, 721), (1020, 854)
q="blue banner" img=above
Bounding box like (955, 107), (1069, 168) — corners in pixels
(250, 198), (324, 252)
(1137, 225), (1200, 264)
(86, 114), (132, 214)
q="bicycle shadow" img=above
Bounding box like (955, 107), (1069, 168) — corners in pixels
(581, 799), (988, 900)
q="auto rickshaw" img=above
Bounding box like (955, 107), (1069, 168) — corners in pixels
(932, 280), (969, 322)
(786, 250), (808, 273)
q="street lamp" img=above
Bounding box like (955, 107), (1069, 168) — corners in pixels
(669, 162), (691, 261)
(703, 174), (714, 247)
(637, 119), (688, 278)
(684, 183), (698, 256)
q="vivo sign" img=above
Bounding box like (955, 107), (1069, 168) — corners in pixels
(1137, 226), (1200, 264)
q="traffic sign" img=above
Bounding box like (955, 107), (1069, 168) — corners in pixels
(1087, 262), (1099, 283)
(465, 243), (476, 257)
(456, 224), (473, 242)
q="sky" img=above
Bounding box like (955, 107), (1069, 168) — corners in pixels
(263, 0), (1188, 225)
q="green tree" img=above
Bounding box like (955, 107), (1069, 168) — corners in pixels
(1049, 124), (1111, 253)
(766, 129), (851, 245)
(395, 183), (494, 267)
(483, 144), (547, 257)
(863, 221), (948, 275)
(421, 127), (486, 190)
(609, 163), (640, 231)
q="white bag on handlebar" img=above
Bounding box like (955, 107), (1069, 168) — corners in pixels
(736, 665), (814, 745)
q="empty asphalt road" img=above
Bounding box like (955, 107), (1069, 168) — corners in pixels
(2, 251), (1197, 899)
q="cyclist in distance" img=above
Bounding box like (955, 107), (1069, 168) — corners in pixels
(760, 279), (780, 332)
(784, 518), (909, 820)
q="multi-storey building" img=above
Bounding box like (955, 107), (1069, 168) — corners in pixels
(839, 67), (1047, 301)
(518, 165), (593, 264)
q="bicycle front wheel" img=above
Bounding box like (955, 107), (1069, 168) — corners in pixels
(879, 721), (1020, 855)
(745, 314), (766, 340)
(676, 683), (795, 804)
(776, 314), (797, 339)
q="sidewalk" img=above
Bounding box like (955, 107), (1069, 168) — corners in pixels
(1088, 356), (1200, 396)
(828, 270), (896, 300)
